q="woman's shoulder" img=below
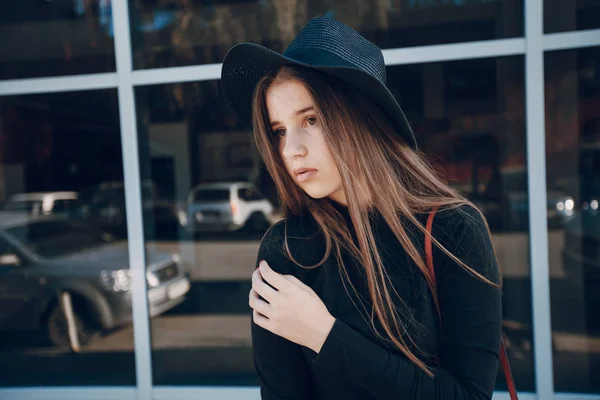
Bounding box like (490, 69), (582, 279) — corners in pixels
(260, 211), (321, 244)
(429, 203), (499, 281)
(425, 204), (493, 260)
(429, 203), (489, 237)
(257, 212), (326, 273)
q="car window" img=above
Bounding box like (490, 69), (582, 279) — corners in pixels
(92, 187), (126, 207)
(0, 236), (15, 258)
(5, 220), (116, 259)
(238, 187), (264, 201)
(52, 199), (76, 213)
(3, 200), (43, 214)
(194, 189), (230, 202)
(238, 188), (250, 201)
(0, 235), (22, 267)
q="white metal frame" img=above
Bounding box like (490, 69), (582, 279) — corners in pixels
(112, 2), (154, 400)
(1, 1), (600, 399)
(525, 0), (554, 398)
(0, 387), (137, 400)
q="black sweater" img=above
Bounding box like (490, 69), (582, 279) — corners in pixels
(252, 203), (502, 400)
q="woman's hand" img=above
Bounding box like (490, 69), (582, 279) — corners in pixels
(249, 260), (336, 353)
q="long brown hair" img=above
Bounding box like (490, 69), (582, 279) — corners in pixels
(252, 65), (501, 376)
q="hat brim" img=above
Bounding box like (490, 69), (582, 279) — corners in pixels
(221, 42), (417, 149)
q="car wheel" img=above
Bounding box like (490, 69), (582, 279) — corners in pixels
(47, 297), (99, 349)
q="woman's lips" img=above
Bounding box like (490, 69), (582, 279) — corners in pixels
(296, 169), (317, 183)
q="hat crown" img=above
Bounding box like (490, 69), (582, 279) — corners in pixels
(283, 17), (386, 84)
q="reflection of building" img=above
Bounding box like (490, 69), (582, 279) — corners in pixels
(2, 0), (599, 79)
(147, 122), (191, 202)
(1, 1), (600, 399)
(0, 0), (115, 79)
(0, 92), (123, 204)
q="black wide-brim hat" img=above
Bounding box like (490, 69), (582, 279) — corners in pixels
(221, 16), (417, 149)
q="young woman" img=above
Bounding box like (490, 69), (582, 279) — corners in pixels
(221, 16), (502, 400)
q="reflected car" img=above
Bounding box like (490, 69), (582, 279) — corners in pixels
(0, 214), (190, 348)
(466, 169), (575, 232)
(3, 192), (79, 218)
(186, 182), (274, 234)
(499, 189), (575, 230)
(77, 180), (188, 240)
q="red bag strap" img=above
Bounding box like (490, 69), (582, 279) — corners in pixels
(425, 208), (518, 400)
(424, 208), (437, 278)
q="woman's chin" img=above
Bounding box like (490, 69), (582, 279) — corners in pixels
(305, 192), (347, 206)
(305, 191), (331, 200)
(302, 186), (336, 200)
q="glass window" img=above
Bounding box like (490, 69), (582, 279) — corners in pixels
(52, 199), (78, 215)
(0, 1), (116, 80)
(0, 237), (24, 274)
(239, 187), (264, 202)
(545, 46), (600, 394)
(128, 0), (523, 70)
(238, 188), (250, 202)
(135, 55), (533, 390)
(193, 188), (231, 202)
(0, 90), (135, 387)
(2, 199), (43, 214)
(136, 80), (262, 385)
(0, 237), (19, 261)
(544, 0), (600, 33)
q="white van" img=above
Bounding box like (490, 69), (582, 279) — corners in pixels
(186, 182), (274, 234)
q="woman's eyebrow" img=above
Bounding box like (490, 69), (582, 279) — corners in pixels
(270, 106), (315, 127)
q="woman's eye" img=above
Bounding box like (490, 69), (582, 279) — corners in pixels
(274, 128), (286, 137)
(307, 116), (317, 126)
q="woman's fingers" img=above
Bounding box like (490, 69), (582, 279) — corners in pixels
(252, 268), (278, 302)
(249, 288), (272, 317)
(258, 261), (290, 291)
(252, 309), (270, 330)
(281, 274), (312, 293)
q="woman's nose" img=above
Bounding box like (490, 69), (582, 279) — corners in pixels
(282, 132), (307, 159)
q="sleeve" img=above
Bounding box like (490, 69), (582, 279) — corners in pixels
(310, 205), (503, 400)
(251, 221), (316, 400)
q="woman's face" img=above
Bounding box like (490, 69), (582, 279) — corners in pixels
(266, 79), (346, 205)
